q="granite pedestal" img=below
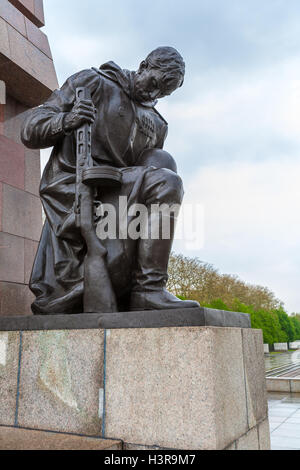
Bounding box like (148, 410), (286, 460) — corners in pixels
(0, 308), (270, 450)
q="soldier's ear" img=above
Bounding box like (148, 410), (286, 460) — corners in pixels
(139, 60), (148, 72)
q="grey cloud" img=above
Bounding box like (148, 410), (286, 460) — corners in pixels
(45, 0), (300, 77)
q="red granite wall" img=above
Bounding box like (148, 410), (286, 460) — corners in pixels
(0, 0), (57, 316)
(0, 0), (57, 106)
(8, 0), (44, 27)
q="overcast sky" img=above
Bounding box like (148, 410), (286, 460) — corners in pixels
(41, 0), (300, 313)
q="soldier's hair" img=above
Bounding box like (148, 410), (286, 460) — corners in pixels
(145, 46), (186, 91)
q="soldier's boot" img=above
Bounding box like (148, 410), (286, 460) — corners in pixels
(129, 214), (200, 311)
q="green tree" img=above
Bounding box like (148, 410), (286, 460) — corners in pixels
(275, 308), (296, 343)
(168, 253), (282, 310)
(231, 299), (254, 315)
(290, 316), (300, 340)
(202, 299), (230, 311)
(247, 309), (283, 344)
(169, 253), (300, 344)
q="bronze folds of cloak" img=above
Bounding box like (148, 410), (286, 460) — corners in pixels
(21, 47), (199, 315)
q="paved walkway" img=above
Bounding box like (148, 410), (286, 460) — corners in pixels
(265, 350), (300, 374)
(268, 392), (300, 450)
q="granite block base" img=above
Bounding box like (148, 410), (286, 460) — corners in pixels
(0, 426), (122, 450)
(0, 320), (269, 450)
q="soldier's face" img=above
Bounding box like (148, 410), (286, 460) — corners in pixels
(133, 66), (180, 103)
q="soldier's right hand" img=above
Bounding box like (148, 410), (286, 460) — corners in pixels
(63, 99), (96, 132)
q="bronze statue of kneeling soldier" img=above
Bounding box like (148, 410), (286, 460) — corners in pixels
(21, 46), (199, 315)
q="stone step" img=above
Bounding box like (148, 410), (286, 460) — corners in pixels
(0, 426), (122, 450)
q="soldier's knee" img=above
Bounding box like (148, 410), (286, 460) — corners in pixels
(138, 149), (178, 174)
(155, 168), (184, 205)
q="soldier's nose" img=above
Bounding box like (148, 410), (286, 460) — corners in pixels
(149, 90), (160, 100)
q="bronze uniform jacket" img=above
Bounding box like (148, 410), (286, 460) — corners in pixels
(20, 63), (169, 314)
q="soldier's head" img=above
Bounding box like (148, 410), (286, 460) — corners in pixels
(133, 46), (185, 103)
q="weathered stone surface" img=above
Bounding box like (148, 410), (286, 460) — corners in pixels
(24, 17), (51, 58)
(24, 148), (40, 195)
(0, 1), (55, 320)
(0, 106), (4, 135)
(0, 332), (20, 426)
(105, 327), (249, 450)
(6, 22), (56, 91)
(0, 0), (26, 36)
(236, 426), (259, 450)
(206, 309), (250, 328)
(242, 329), (268, 428)
(0, 16), (10, 59)
(290, 380), (300, 393)
(124, 443), (165, 450)
(0, 135), (25, 189)
(0, 77), (6, 102)
(258, 419), (271, 450)
(0, 95), (4, 136)
(0, 232), (24, 284)
(0, 0), (52, 58)
(18, 330), (104, 436)
(24, 239), (38, 284)
(266, 378), (291, 393)
(0, 13), (58, 106)
(225, 442), (237, 450)
(0, 326), (269, 449)
(8, 0), (44, 27)
(213, 328), (249, 449)
(0, 308), (251, 332)
(0, 281), (34, 316)
(2, 183), (42, 241)
(0, 53), (56, 108)
(33, 0), (44, 26)
(0, 182), (3, 231)
(0, 426), (122, 450)
(3, 94), (28, 145)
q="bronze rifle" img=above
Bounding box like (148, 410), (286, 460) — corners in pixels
(75, 87), (121, 313)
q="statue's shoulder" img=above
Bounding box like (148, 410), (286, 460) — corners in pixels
(152, 107), (168, 127)
(92, 66), (108, 78)
(91, 66), (120, 85)
(62, 68), (102, 92)
(67, 68), (100, 82)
